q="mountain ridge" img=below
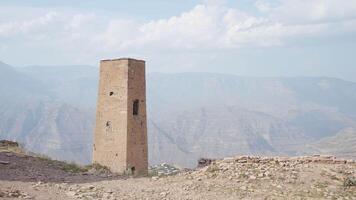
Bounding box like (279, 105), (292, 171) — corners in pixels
(0, 61), (355, 167)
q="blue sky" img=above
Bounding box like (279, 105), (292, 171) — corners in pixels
(1, 0), (356, 81)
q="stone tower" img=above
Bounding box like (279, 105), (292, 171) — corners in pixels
(93, 58), (148, 175)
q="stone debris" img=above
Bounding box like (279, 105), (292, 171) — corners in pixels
(178, 155), (356, 199)
(197, 158), (216, 168)
(1, 155), (355, 200)
(63, 184), (109, 200)
(149, 163), (181, 176)
(0, 188), (32, 199)
(190, 155), (356, 181)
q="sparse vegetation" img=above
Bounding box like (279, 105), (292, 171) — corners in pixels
(87, 163), (111, 174)
(35, 153), (53, 162)
(26, 151), (89, 173)
(61, 162), (88, 173)
(0, 140), (24, 154)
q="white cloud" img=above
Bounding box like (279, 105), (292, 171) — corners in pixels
(0, 0), (356, 61)
(135, 4), (224, 49)
(0, 11), (58, 37)
(97, 0), (356, 51)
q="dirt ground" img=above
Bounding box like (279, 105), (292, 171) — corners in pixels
(0, 151), (122, 183)
(1, 152), (355, 200)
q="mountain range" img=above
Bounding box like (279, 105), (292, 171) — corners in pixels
(0, 61), (355, 167)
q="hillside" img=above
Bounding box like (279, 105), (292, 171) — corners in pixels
(0, 62), (356, 167)
(0, 140), (115, 183)
(305, 128), (356, 159)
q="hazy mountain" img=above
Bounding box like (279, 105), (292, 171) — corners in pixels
(0, 62), (95, 163)
(0, 61), (355, 167)
(304, 127), (356, 160)
(0, 101), (94, 164)
(147, 73), (356, 118)
(147, 73), (356, 166)
(0, 61), (48, 103)
(17, 65), (99, 108)
(149, 106), (310, 166)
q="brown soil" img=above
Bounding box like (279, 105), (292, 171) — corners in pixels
(0, 151), (122, 183)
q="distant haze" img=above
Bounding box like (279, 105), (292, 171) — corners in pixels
(0, 61), (355, 167)
(1, 0), (356, 81)
(1, 0), (356, 167)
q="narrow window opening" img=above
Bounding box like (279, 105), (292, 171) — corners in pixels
(109, 92), (114, 96)
(133, 99), (139, 115)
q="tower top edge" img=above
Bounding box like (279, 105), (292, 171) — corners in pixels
(100, 58), (145, 63)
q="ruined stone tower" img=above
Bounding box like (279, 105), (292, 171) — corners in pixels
(93, 58), (148, 175)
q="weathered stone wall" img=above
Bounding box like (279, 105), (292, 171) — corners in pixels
(126, 59), (148, 174)
(92, 58), (148, 174)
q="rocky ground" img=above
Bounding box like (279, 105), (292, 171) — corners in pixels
(0, 150), (355, 200)
(1, 140), (355, 200)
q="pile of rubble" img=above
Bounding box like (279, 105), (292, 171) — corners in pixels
(167, 155), (355, 199)
(188, 155), (355, 181)
(2, 154), (354, 200)
(197, 158), (216, 168)
(0, 188), (32, 199)
(149, 163), (182, 176)
(64, 184), (114, 200)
